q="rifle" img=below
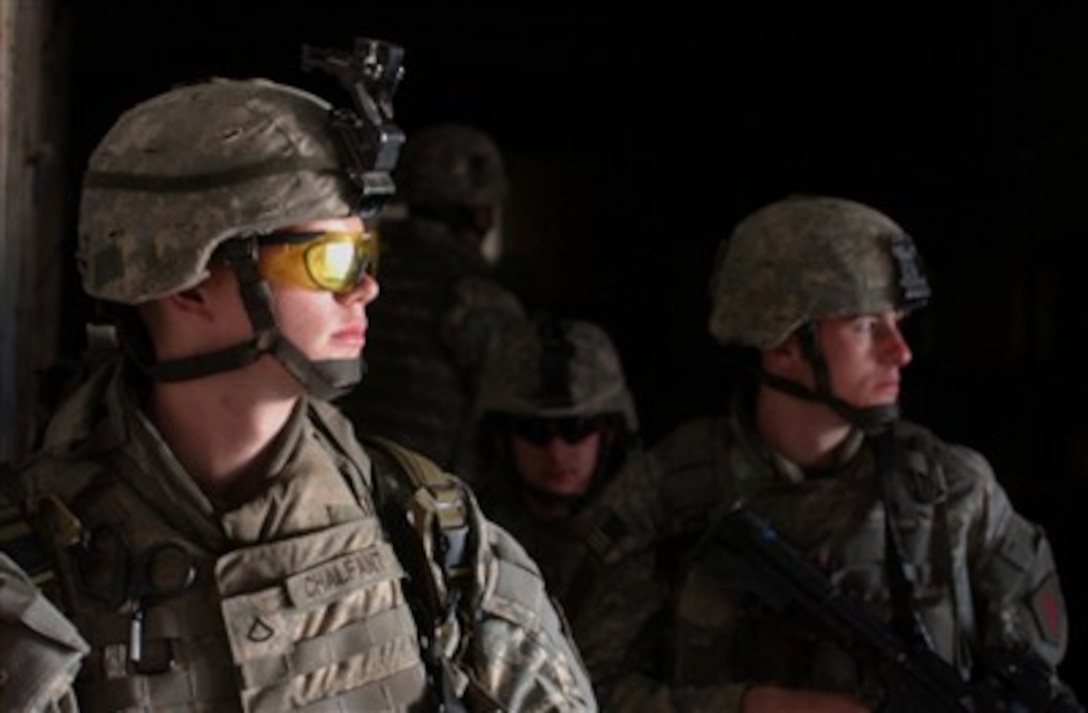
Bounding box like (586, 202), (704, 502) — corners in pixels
(694, 503), (1084, 713)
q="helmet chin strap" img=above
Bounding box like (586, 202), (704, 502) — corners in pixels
(758, 322), (897, 436)
(131, 239), (365, 401)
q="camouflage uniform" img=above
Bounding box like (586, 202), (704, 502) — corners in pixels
(338, 124), (524, 476)
(575, 411), (1070, 710)
(573, 196), (1077, 710)
(472, 317), (640, 619)
(2, 53), (596, 712)
(0, 552), (87, 712)
(478, 495), (601, 624)
(10, 356), (594, 711)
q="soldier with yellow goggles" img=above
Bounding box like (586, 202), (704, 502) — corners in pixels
(258, 229), (379, 293)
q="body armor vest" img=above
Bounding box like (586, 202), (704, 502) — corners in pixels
(4, 358), (601, 712)
(629, 417), (970, 694)
(10, 363), (479, 711)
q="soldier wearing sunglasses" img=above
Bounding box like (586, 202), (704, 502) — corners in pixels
(471, 315), (640, 620)
(0, 40), (595, 711)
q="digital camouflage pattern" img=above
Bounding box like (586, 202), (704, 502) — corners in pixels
(479, 489), (605, 624)
(707, 194), (930, 349)
(0, 552), (87, 712)
(78, 79), (356, 304)
(572, 411), (1075, 711)
(10, 358), (596, 711)
(474, 317), (638, 431)
(396, 123), (507, 210)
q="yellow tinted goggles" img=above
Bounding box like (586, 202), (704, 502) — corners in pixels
(258, 230), (378, 293)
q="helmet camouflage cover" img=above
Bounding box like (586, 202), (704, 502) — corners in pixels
(396, 123), (507, 210)
(476, 317), (638, 432)
(78, 78), (360, 305)
(707, 194), (931, 349)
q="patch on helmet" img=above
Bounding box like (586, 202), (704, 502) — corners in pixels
(1028, 572), (1065, 646)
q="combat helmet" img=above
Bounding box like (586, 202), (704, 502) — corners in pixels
(396, 123), (507, 210)
(76, 39), (406, 399)
(475, 316), (638, 433)
(79, 78), (368, 304)
(707, 194), (930, 431)
(708, 194), (930, 350)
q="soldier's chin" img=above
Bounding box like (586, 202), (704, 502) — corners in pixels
(871, 385), (901, 402)
(310, 358), (363, 390)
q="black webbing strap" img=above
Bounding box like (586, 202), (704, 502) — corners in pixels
(875, 426), (936, 653)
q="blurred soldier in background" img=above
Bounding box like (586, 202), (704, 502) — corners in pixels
(338, 123), (525, 476)
(0, 39), (595, 711)
(471, 314), (640, 618)
(573, 195), (1081, 711)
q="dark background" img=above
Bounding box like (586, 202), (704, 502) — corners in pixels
(67, 3), (1087, 685)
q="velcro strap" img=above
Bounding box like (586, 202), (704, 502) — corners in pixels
(242, 632), (426, 711)
(238, 604), (419, 688)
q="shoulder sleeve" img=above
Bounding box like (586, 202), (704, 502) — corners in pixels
(938, 437), (1071, 669)
(463, 497), (599, 711)
(0, 552), (88, 712)
(330, 426), (597, 709)
(571, 420), (749, 711)
(585, 417), (733, 563)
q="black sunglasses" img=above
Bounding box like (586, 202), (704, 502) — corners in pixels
(500, 416), (604, 446)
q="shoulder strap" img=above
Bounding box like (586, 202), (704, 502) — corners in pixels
(307, 403), (474, 709)
(308, 403), (476, 620)
(361, 433), (474, 612)
(359, 433), (477, 712)
(585, 418), (735, 573)
(899, 427), (975, 670)
(659, 417), (739, 535)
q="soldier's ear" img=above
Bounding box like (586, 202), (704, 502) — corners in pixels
(164, 263), (242, 323)
(164, 286), (212, 319)
(762, 333), (803, 371)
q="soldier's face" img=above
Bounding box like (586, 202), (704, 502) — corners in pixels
(509, 430), (602, 498)
(264, 216), (381, 362)
(817, 311), (913, 408)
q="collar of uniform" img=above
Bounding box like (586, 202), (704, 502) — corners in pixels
(265, 399), (308, 478)
(732, 396), (866, 484)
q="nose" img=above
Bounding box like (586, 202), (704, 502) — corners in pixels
(543, 438), (573, 458)
(338, 273), (379, 306)
(545, 446), (573, 470)
(881, 321), (912, 367)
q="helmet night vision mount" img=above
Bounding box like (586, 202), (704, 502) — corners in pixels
(302, 37), (407, 219)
